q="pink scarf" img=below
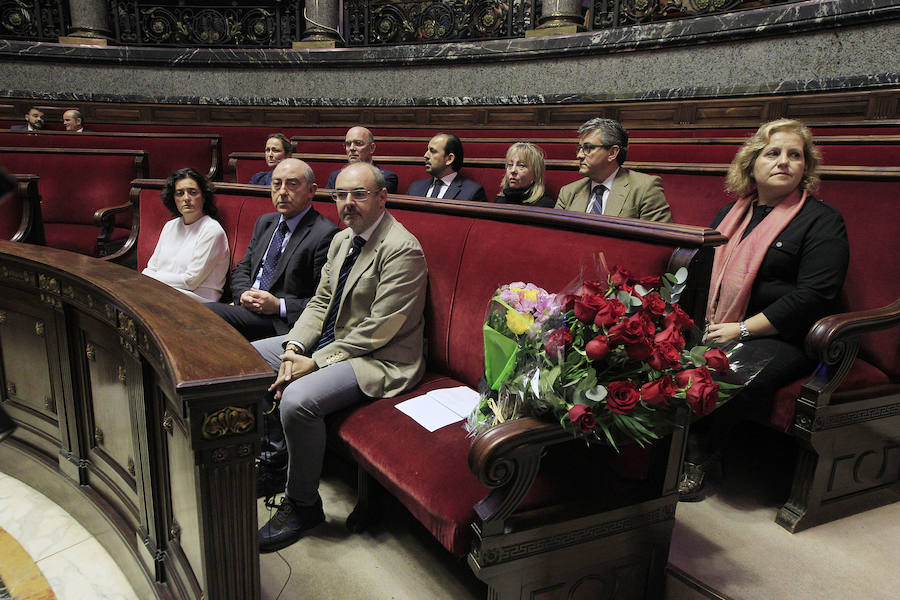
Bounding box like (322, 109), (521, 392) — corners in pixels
(706, 189), (807, 324)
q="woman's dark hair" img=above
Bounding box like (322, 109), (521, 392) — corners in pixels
(161, 168), (217, 219)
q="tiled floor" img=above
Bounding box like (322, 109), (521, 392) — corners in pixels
(0, 471), (138, 600)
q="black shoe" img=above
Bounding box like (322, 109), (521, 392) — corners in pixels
(259, 496), (325, 553)
(678, 462), (709, 502)
(256, 464), (287, 499)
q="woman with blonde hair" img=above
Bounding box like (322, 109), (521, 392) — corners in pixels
(494, 142), (555, 207)
(681, 119), (849, 501)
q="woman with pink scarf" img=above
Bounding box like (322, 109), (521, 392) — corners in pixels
(680, 119), (849, 501)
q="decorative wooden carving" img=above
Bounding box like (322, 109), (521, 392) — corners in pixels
(200, 406), (255, 440)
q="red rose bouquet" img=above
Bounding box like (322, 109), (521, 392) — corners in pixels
(468, 266), (744, 449)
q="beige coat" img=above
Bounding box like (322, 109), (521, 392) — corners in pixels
(555, 168), (672, 222)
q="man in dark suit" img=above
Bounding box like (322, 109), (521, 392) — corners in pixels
(252, 162), (427, 552)
(555, 118), (671, 222)
(325, 126), (398, 193)
(63, 109), (87, 132)
(407, 132), (487, 201)
(205, 158), (338, 341)
(10, 107), (44, 131)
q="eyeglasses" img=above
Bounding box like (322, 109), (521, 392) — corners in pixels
(331, 187), (382, 202)
(575, 143), (614, 155)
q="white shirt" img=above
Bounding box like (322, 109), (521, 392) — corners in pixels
(427, 172), (458, 199)
(142, 215), (230, 302)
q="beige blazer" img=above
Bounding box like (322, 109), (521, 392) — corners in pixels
(555, 168), (672, 222)
(286, 212), (427, 398)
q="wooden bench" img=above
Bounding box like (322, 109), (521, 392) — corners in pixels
(0, 129), (222, 180)
(0, 147), (148, 256)
(0, 174), (44, 244)
(110, 178), (728, 598)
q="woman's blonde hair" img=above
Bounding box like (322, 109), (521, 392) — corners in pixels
(501, 142), (547, 205)
(725, 119), (821, 197)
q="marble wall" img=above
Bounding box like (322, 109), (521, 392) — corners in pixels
(0, 0), (897, 107)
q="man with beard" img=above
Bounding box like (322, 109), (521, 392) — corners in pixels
(325, 126), (399, 193)
(407, 132), (486, 201)
(251, 161), (427, 552)
(11, 107), (44, 131)
(555, 118), (671, 222)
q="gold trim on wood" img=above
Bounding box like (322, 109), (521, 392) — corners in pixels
(94, 426), (104, 446)
(34, 320), (45, 337)
(162, 412), (173, 434)
(0, 311), (6, 325)
(38, 273), (60, 294)
(127, 457), (135, 476)
(169, 520), (181, 541)
(6, 382), (16, 396)
(117, 365), (127, 385)
(85, 343), (96, 361)
(201, 406), (255, 440)
(44, 396), (55, 413)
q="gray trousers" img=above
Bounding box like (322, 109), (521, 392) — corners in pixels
(252, 335), (365, 506)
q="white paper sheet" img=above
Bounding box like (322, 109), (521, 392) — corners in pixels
(395, 386), (481, 432)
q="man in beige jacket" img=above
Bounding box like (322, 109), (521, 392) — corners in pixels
(252, 162), (427, 552)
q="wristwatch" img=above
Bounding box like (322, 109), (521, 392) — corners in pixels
(739, 321), (751, 341)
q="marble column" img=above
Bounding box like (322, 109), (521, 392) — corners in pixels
(60, 0), (111, 45)
(530, 0), (585, 35)
(296, 0), (342, 48)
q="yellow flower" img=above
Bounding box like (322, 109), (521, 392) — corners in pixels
(506, 309), (534, 335)
(522, 288), (538, 302)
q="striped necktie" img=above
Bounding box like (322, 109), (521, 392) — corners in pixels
(316, 235), (367, 350)
(257, 221), (289, 290)
(587, 184), (606, 214)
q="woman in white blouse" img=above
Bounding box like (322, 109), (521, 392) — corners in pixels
(142, 168), (230, 301)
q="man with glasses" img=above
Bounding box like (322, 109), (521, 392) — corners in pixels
(251, 161), (427, 552)
(555, 118), (671, 222)
(204, 158), (338, 341)
(325, 126), (399, 193)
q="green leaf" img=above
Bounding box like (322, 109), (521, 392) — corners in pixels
(585, 385), (607, 403)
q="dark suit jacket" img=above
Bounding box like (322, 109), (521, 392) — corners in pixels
(407, 173), (487, 202)
(230, 209), (339, 334)
(327, 164), (399, 193)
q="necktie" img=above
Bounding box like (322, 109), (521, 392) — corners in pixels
(428, 178), (443, 198)
(316, 235), (367, 350)
(587, 184), (606, 214)
(257, 221), (289, 291)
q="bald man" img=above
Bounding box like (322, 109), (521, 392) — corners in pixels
(62, 109), (86, 132)
(325, 126), (399, 193)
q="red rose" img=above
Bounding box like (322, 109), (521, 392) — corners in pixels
(664, 304), (694, 332)
(561, 294), (576, 313)
(580, 280), (606, 298)
(573, 300), (597, 324)
(585, 335), (612, 361)
(568, 404), (595, 432)
(641, 375), (678, 407)
(636, 274), (661, 288)
(608, 313), (647, 345)
(606, 381), (640, 414)
(654, 324), (685, 351)
(642, 292), (666, 316)
(544, 326), (573, 357)
(593, 297), (626, 328)
(648, 341), (682, 371)
(638, 311), (657, 336)
(609, 266), (633, 289)
(625, 339), (653, 361)
(704, 348), (731, 372)
(676, 367), (719, 417)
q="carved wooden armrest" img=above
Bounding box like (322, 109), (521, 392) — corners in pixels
(801, 299), (900, 406)
(468, 417), (573, 535)
(93, 202), (133, 242)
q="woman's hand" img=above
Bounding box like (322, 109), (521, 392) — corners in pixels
(704, 322), (741, 345)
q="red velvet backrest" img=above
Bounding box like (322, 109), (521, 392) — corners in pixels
(0, 132), (217, 179)
(443, 218), (679, 388)
(0, 148), (144, 226)
(232, 157), (268, 184)
(0, 179), (25, 240)
(136, 187), (171, 271)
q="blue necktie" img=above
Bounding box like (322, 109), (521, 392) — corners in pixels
(587, 184), (606, 214)
(428, 178), (443, 198)
(257, 221), (289, 291)
(316, 235), (366, 350)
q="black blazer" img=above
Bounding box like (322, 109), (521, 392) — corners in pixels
(230, 209), (339, 334)
(407, 174), (487, 202)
